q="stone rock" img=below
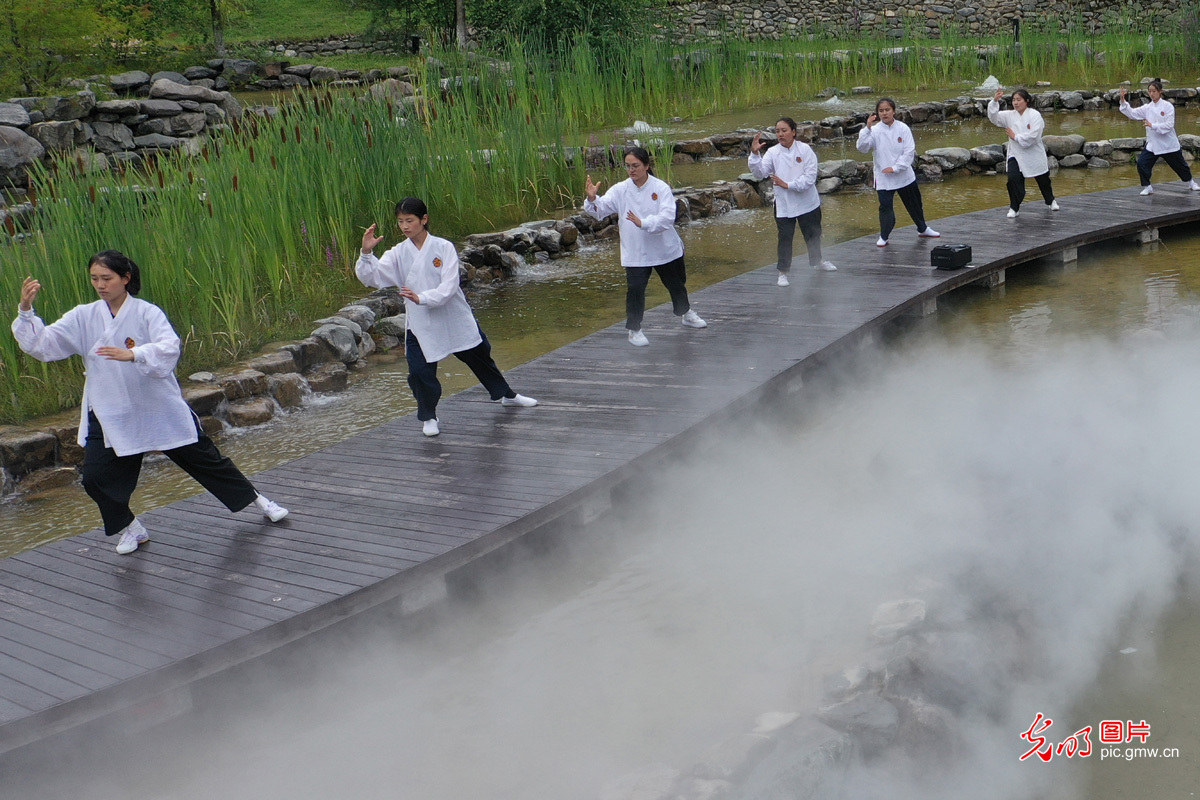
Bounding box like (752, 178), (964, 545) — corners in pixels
(1179, 134), (1200, 152)
(463, 231), (512, 249)
(736, 717), (856, 800)
(336, 304), (376, 331)
(373, 314), (406, 337)
(1042, 134), (1085, 158)
(17, 466), (79, 494)
(150, 71), (189, 86)
(47, 424), (84, 465)
(1083, 139), (1113, 158)
(918, 163), (944, 181)
(969, 145), (1005, 166)
(149, 78), (225, 104)
(374, 334), (400, 350)
(893, 697), (960, 760)
(188, 371), (216, 382)
(1110, 137), (1146, 150)
(817, 693), (900, 757)
(693, 733), (776, 782)
(311, 323), (359, 362)
(196, 416), (222, 436)
(553, 219), (578, 246)
(281, 337), (333, 371)
(226, 397), (274, 427)
(304, 362), (349, 393)
(922, 147), (971, 170)
(169, 112), (207, 136)
(816, 177), (842, 194)
(139, 99), (183, 117)
(109, 71), (151, 93)
(132, 133), (184, 150)
(817, 158), (859, 179)
(822, 664), (872, 702)
(217, 92), (243, 123)
(852, 85), (874, 94)
(94, 99), (140, 115)
(0, 127), (45, 184)
(1059, 154), (1087, 168)
(0, 427), (58, 477)
(534, 228), (562, 253)
(219, 369), (268, 400)
(284, 63), (316, 78)
(28, 120), (82, 152)
(183, 66), (218, 80)
(368, 78), (415, 102)
(314, 315), (363, 341)
(675, 138), (716, 156)
(0, 103), (31, 128)
(261, 62), (287, 78)
(183, 385), (226, 416)
(279, 74), (310, 88)
(1087, 157), (1110, 168)
(309, 66), (339, 85)
(267, 372), (307, 409)
(731, 182), (764, 207)
(244, 351), (297, 375)
(1060, 90), (1084, 109)
(497, 250), (524, 275)
(90, 121), (135, 153)
(219, 59), (261, 85)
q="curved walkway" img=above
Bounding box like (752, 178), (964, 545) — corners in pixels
(2, 184), (1198, 753)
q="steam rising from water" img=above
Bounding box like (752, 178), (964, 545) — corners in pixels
(8, 314), (1200, 800)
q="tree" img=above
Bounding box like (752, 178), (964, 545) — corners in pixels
(0, 0), (101, 94)
(155, 0), (249, 56)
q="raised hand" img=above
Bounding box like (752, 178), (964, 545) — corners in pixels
(993, 88), (1004, 103)
(399, 286), (420, 304)
(625, 209), (642, 227)
(585, 175), (602, 201)
(1119, 86), (1127, 102)
(751, 132), (763, 154)
(866, 113), (878, 128)
(361, 223), (383, 254)
(769, 174), (788, 189)
(1005, 127), (1016, 140)
(18, 276), (40, 312)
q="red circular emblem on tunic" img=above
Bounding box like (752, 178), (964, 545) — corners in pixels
(1161, 111), (1166, 115)
(1027, 124), (1031, 129)
(795, 156), (803, 163)
(432, 257), (442, 268)
(651, 192), (658, 200)
(124, 337), (135, 349)
(897, 136), (903, 142)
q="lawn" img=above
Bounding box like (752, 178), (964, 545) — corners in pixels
(224, 0), (373, 42)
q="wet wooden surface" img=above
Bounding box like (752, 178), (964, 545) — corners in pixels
(2, 184), (1198, 752)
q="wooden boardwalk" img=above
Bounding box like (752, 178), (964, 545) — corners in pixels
(2, 184), (1199, 753)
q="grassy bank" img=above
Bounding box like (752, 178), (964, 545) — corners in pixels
(2, 29), (1197, 422)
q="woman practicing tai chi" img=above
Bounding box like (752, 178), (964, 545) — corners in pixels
(1119, 80), (1200, 195)
(749, 118), (837, 286)
(856, 98), (941, 247)
(583, 146), (707, 347)
(12, 251), (289, 556)
(357, 197), (537, 436)
(988, 88), (1060, 218)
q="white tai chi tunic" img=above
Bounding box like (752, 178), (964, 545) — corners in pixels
(11, 297), (198, 456)
(987, 99), (1050, 177)
(1119, 97), (1181, 154)
(583, 174), (684, 267)
(356, 234), (481, 363)
(856, 120), (918, 190)
(748, 139), (821, 218)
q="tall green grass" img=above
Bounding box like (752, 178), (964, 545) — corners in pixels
(1, 26), (1194, 422)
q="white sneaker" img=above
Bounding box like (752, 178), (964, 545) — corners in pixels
(500, 393), (538, 407)
(777, 273), (790, 286)
(1189, 180), (1200, 191)
(816, 260), (838, 271)
(918, 227), (941, 238)
(255, 494), (289, 522)
(1140, 185), (1155, 196)
(1007, 208), (1019, 218)
(115, 519), (149, 555)
(681, 309), (707, 328)
(422, 418), (440, 436)
(876, 237), (888, 247)
(1049, 200), (1060, 211)
(628, 330), (649, 347)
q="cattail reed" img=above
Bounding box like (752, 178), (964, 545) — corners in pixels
(4, 216), (15, 237)
(280, 126), (287, 144)
(26, 184), (37, 208)
(233, 174), (239, 191)
(88, 185), (96, 203)
(249, 145), (255, 163)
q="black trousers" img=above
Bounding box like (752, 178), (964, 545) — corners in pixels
(1006, 158), (1055, 211)
(81, 412), (258, 537)
(775, 205), (823, 271)
(877, 181), (928, 240)
(1136, 148), (1192, 186)
(625, 256), (690, 331)
(405, 326), (515, 421)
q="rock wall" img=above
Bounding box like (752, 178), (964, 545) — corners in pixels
(666, 0), (1184, 39)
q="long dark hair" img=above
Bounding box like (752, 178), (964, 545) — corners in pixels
(394, 196), (430, 229)
(89, 250), (141, 295)
(624, 146), (655, 176)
